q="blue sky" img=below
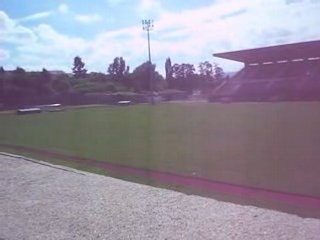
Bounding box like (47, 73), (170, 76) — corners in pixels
(0, 0), (319, 75)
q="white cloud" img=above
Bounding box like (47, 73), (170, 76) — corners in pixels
(139, 0), (161, 10)
(0, 49), (10, 61)
(58, 3), (69, 14)
(0, 11), (37, 44)
(1, 0), (320, 74)
(87, 26), (145, 69)
(106, 0), (127, 6)
(75, 14), (102, 23)
(16, 11), (53, 23)
(0, 15), (87, 71)
(58, 4), (101, 24)
(18, 24), (89, 62)
(14, 3), (69, 24)
(147, 0), (320, 71)
(137, 0), (164, 18)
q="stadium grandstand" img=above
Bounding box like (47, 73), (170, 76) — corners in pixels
(209, 40), (320, 102)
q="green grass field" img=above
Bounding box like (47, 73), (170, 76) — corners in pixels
(1, 102), (320, 198)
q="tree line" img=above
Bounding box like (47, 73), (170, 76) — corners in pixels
(72, 56), (226, 93)
(165, 58), (226, 93)
(0, 56), (227, 108)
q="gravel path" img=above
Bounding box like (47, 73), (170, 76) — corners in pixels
(1, 154), (320, 240)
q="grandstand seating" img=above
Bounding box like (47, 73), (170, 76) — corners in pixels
(210, 41), (320, 102)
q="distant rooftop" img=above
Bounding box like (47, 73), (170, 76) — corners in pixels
(214, 40), (320, 64)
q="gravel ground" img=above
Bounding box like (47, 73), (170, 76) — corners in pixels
(1, 154), (320, 240)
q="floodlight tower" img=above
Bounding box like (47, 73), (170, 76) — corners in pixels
(142, 19), (154, 104)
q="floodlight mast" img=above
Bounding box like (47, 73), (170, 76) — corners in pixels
(142, 19), (154, 104)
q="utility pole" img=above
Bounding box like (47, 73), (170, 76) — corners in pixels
(142, 19), (154, 105)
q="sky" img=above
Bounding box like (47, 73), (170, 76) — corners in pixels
(0, 0), (320, 75)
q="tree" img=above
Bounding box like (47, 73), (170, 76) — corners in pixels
(51, 79), (71, 93)
(165, 57), (172, 82)
(108, 57), (119, 75)
(172, 63), (195, 79)
(9, 67), (38, 105)
(0, 67), (4, 102)
(199, 61), (213, 77)
(119, 57), (126, 76)
(198, 61), (214, 92)
(107, 57), (126, 78)
(118, 66), (131, 89)
(12, 67), (27, 88)
(198, 62), (226, 92)
(130, 62), (164, 92)
(170, 63), (195, 92)
(124, 66), (130, 75)
(72, 56), (87, 78)
(15, 66), (26, 74)
(41, 68), (51, 82)
(214, 63), (225, 81)
(36, 68), (53, 96)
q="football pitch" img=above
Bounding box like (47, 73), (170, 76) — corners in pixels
(1, 102), (320, 215)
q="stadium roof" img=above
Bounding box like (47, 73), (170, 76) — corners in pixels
(213, 40), (320, 64)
